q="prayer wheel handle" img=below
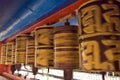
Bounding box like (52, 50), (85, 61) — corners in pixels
(64, 19), (70, 25)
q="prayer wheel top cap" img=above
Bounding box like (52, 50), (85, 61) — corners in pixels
(2, 44), (6, 46)
(27, 36), (34, 40)
(53, 25), (78, 34)
(35, 25), (54, 31)
(7, 42), (13, 44)
(16, 33), (30, 37)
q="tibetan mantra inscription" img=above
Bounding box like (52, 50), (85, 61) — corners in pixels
(78, 0), (120, 71)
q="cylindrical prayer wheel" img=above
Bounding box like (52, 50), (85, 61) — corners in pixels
(12, 41), (16, 64)
(26, 36), (35, 64)
(1, 44), (7, 64)
(15, 34), (29, 64)
(78, 0), (120, 71)
(6, 42), (13, 65)
(35, 25), (54, 67)
(54, 24), (79, 69)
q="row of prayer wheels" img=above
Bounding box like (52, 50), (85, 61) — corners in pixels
(0, 0), (120, 72)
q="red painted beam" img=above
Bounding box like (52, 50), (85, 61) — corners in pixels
(4, 0), (88, 42)
(0, 64), (5, 74)
(2, 72), (25, 80)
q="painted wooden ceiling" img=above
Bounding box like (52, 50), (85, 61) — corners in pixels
(0, 0), (77, 41)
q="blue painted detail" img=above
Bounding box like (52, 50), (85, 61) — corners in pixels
(0, 0), (77, 41)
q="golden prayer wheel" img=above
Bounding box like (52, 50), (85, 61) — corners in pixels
(78, 0), (120, 71)
(12, 41), (16, 64)
(35, 25), (54, 67)
(54, 23), (79, 69)
(1, 44), (7, 64)
(6, 42), (13, 65)
(15, 34), (29, 64)
(26, 36), (35, 64)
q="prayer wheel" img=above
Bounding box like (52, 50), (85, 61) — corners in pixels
(54, 23), (79, 69)
(35, 25), (54, 67)
(26, 36), (35, 64)
(6, 42), (13, 65)
(78, 0), (120, 71)
(15, 34), (29, 64)
(1, 44), (7, 64)
(12, 41), (16, 64)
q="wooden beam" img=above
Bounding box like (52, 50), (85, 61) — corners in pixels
(64, 69), (73, 80)
(2, 72), (25, 80)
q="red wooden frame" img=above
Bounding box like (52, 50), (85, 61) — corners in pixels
(2, 72), (25, 80)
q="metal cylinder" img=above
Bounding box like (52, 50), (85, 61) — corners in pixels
(12, 41), (16, 64)
(1, 44), (7, 64)
(26, 36), (35, 64)
(54, 24), (79, 69)
(78, 0), (120, 71)
(35, 25), (54, 67)
(15, 34), (29, 64)
(6, 42), (13, 65)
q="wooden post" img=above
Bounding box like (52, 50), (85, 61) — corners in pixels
(0, 64), (5, 74)
(64, 69), (73, 80)
(101, 72), (105, 80)
(5, 65), (11, 73)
